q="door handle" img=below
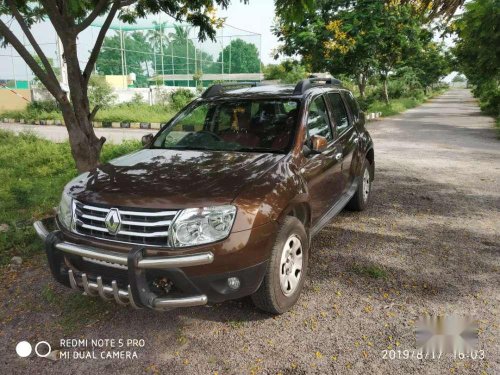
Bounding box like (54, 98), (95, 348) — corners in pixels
(335, 152), (343, 161)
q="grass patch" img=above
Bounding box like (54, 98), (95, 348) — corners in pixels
(0, 103), (176, 123)
(351, 264), (388, 279)
(226, 320), (246, 329)
(42, 285), (110, 334)
(367, 88), (447, 117)
(0, 130), (140, 266)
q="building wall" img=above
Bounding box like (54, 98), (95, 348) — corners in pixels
(0, 89), (31, 111)
(105, 75), (133, 89)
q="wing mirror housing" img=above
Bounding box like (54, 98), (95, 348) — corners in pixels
(141, 133), (154, 146)
(303, 135), (328, 156)
(311, 135), (328, 153)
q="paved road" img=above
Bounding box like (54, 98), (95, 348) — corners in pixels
(1, 89), (499, 374)
(0, 123), (153, 143)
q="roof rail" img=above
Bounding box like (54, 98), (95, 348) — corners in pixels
(293, 77), (343, 95)
(201, 82), (260, 98)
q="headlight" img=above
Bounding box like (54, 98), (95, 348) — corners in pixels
(57, 191), (73, 230)
(170, 205), (236, 247)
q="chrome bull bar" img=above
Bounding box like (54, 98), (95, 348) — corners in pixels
(34, 220), (212, 310)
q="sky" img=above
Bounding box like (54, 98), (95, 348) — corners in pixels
(0, 1), (281, 82)
(217, 0), (281, 64)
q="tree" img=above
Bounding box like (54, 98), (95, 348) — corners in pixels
(371, 3), (424, 103)
(452, 0), (499, 116)
(274, 0), (465, 22)
(96, 31), (154, 87)
(274, 0), (424, 101)
(263, 60), (307, 83)
(402, 33), (451, 94)
(217, 38), (260, 74)
(0, 0), (232, 172)
(88, 75), (116, 109)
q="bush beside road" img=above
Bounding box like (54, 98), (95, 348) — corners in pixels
(0, 131), (140, 266)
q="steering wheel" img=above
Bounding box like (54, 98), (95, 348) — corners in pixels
(196, 130), (223, 141)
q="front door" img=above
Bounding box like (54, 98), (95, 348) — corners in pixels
(300, 95), (344, 224)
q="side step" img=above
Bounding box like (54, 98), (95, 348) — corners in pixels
(310, 179), (359, 237)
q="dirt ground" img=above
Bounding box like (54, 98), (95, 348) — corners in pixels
(1, 89), (498, 374)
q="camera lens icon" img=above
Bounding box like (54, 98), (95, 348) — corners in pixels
(16, 341), (52, 358)
(15, 341), (32, 357)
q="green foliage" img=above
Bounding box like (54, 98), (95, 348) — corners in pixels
(453, 0), (499, 117)
(366, 86), (447, 116)
(170, 88), (196, 109)
(94, 104), (176, 123)
(128, 92), (146, 105)
(263, 60), (308, 83)
(88, 75), (116, 109)
(97, 32), (152, 87)
(0, 130), (141, 266)
(351, 264), (387, 279)
(217, 38), (261, 74)
(27, 100), (60, 113)
(274, 0), (450, 101)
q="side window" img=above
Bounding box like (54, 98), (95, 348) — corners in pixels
(173, 104), (208, 132)
(307, 96), (333, 141)
(344, 91), (360, 123)
(327, 93), (350, 134)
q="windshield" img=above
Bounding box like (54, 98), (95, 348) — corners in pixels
(152, 99), (300, 153)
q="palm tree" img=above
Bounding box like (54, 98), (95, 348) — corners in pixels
(146, 21), (171, 79)
(146, 21), (170, 53)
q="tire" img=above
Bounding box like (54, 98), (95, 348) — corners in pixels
(251, 216), (309, 314)
(346, 158), (372, 211)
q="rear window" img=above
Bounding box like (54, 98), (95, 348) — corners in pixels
(327, 93), (350, 134)
(344, 91), (360, 123)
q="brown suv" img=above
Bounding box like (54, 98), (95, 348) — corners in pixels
(34, 78), (374, 314)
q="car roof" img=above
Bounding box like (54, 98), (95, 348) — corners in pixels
(202, 82), (345, 100)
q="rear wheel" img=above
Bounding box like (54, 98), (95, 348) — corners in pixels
(346, 159), (372, 211)
(251, 216), (308, 314)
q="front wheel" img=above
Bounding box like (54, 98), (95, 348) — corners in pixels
(346, 159), (372, 211)
(251, 216), (309, 314)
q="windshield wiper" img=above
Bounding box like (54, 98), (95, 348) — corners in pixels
(236, 147), (282, 153)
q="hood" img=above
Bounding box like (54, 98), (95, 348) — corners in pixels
(67, 149), (284, 209)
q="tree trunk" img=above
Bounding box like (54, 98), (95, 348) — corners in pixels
(357, 73), (366, 99)
(59, 37), (105, 172)
(383, 77), (389, 105)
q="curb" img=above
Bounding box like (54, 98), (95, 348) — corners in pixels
(1, 118), (164, 130)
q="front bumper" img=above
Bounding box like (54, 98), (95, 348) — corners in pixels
(34, 220), (268, 310)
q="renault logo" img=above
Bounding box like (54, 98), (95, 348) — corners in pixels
(105, 208), (121, 235)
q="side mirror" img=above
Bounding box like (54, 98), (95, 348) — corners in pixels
(141, 133), (154, 146)
(310, 135), (328, 153)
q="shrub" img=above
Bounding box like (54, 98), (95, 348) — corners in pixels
(88, 75), (116, 109)
(170, 88), (195, 110)
(128, 92), (145, 105)
(28, 100), (59, 112)
(475, 82), (500, 117)
(0, 129), (142, 266)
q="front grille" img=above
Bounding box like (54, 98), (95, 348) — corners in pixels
(74, 201), (177, 246)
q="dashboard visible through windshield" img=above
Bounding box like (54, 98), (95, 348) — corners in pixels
(153, 99), (300, 153)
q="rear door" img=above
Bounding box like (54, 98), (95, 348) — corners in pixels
(301, 95), (344, 223)
(326, 92), (357, 191)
